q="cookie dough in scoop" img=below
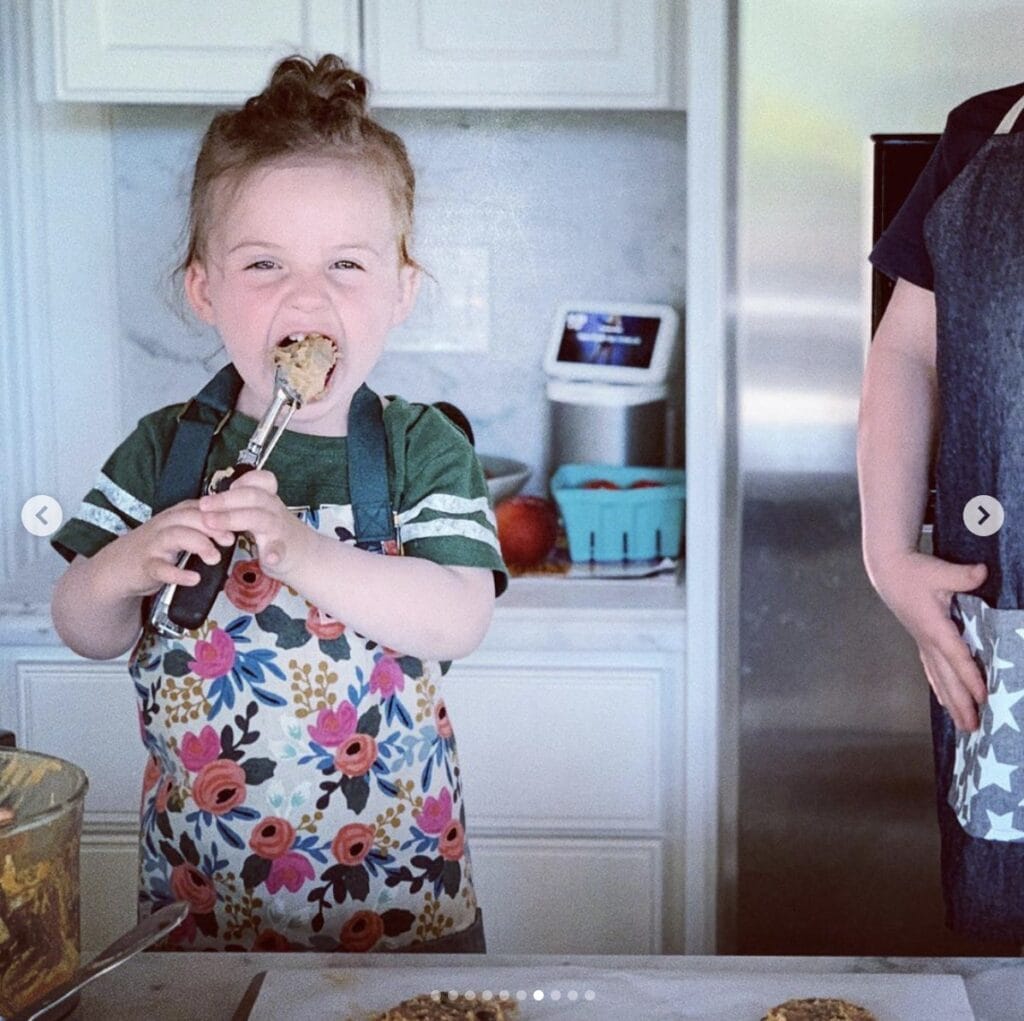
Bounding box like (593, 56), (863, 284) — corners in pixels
(273, 332), (338, 403)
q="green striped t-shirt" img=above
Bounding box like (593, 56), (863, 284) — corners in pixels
(52, 395), (508, 596)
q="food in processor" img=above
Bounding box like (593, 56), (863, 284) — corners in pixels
(0, 751), (87, 1016)
(762, 998), (877, 1021)
(366, 992), (519, 1020)
(273, 332), (338, 403)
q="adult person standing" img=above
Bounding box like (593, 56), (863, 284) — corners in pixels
(859, 82), (1024, 944)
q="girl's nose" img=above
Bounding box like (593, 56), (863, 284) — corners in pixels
(287, 272), (329, 311)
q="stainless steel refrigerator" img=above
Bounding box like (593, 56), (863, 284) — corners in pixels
(731, 1), (1024, 955)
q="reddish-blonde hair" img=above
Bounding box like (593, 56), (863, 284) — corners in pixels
(182, 54), (416, 269)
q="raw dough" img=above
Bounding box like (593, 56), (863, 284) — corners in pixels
(273, 332), (338, 403)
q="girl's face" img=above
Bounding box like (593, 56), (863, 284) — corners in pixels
(185, 159), (419, 433)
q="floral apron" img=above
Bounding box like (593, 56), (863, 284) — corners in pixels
(926, 89), (1024, 939)
(130, 503), (479, 951)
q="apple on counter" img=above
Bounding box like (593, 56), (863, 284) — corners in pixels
(494, 495), (559, 568)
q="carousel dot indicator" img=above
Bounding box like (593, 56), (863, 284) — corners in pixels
(585, 989), (596, 1001)
(568, 990), (579, 1001)
(533, 990), (544, 1001)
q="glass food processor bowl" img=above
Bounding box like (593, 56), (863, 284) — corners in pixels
(0, 748), (89, 1019)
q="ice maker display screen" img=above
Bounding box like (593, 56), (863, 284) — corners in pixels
(543, 301), (678, 385)
(556, 313), (659, 369)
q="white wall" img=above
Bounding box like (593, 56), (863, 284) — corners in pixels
(109, 106), (686, 495)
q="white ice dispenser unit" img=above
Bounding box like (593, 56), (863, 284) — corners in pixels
(545, 302), (681, 469)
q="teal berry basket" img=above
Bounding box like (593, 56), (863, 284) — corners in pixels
(550, 464), (686, 563)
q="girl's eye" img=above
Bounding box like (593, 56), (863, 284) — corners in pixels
(245, 259), (278, 271)
(331, 259), (362, 271)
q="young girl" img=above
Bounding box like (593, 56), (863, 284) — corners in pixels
(50, 54), (508, 952)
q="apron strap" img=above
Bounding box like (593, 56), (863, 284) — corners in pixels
(994, 91), (1024, 134)
(152, 363), (243, 514)
(153, 368), (395, 550)
(347, 383), (396, 552)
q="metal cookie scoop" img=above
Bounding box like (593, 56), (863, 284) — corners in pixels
(236, 365), (304, 470)
(147, 366), (305, 638)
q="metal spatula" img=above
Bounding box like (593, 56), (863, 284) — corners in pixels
(2, 901), (189, 1021)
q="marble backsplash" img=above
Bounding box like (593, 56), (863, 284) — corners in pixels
(111, 106), (686, 493)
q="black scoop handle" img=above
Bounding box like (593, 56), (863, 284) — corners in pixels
(166, 463), (253, 631)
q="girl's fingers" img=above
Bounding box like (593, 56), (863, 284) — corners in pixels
(231, 469), (278, 494)
(201, 508), (271, 534)
(162, 505), (235, 544)
(146, 558), (201, 589)
(261, 539), (285, 568)
(200, 472), (278, 509)
(156, 525), (227, 566)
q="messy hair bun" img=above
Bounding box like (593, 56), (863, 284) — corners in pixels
(182, 54), (416, 269)
(239, 54), (370, 137)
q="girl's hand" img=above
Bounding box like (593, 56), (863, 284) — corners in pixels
(115, 500), (236, 598)
(872, 552), (988, 732)
(197, 469), (310, 578)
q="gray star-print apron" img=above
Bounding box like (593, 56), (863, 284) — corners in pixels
(926, 89), (1024, 940)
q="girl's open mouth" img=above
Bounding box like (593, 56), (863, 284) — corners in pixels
(272, 333), (339, 403)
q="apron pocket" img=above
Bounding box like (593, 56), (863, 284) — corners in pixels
(949, 592), (1024, 841)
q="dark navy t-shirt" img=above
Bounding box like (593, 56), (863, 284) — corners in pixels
(870, 82), (1024, 291)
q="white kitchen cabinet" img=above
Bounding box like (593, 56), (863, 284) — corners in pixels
(363, 0), (685, 109)
(469, 837), (664, 954)
(11, 657), (145, 826)
(39, 0), (360, 104)
(443, 662), (664, 834)
(0, 577), (689, 957)
(37, 0), (685, 109)
(442, 659), (673, 953)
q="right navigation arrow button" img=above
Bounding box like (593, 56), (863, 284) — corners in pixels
(963, 495), (1004, 537)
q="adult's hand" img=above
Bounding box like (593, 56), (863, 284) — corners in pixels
(872, 552), (987, 731)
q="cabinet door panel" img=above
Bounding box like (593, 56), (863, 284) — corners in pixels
(80, 831), (139, 957)
(49, 0), (359, 102)
(469, 836), (662, 953)
(442, 665), (663, 832)
(365, 0), (672, 108)
(16, 660), (144, 822)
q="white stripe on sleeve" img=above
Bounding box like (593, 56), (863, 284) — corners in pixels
(77, 502), (131, 538)
(96, 472), (152, 524)
(399, 517), (502, 555)
(397, 493), (495, 528)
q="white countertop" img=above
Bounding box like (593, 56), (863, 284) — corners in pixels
(0, 557), (686, 648)
(61, 953), (1024, 1021)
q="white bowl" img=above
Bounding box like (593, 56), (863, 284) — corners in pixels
(479, 454), (531, 504)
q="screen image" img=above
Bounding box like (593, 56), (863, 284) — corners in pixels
(555, 312), (660, 369)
